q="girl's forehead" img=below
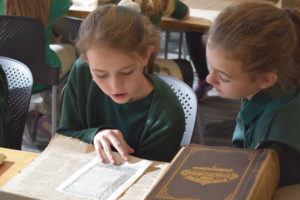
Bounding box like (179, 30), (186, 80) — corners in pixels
(86, 46), (142, 70)
(206, 45), (246, 75)
(86, 46), (138, 59)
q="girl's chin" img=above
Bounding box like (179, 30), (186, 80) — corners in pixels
(216, 91), (232, 99)
(218, 94), (241, 100)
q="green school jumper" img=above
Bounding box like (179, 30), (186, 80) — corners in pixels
(233, 90), (300, 186)
(57, 59), (185, 162)
(0, 66), (16, 148)
(0, 0), (72, 91)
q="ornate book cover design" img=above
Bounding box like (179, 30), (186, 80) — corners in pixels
(145, 144), (279, 200)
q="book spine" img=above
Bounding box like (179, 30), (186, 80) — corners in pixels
(245, 149), (279, 200)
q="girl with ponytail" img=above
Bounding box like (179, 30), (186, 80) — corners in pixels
(206, 1), (300, 186)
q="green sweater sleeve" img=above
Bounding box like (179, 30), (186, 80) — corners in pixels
(132, 76), (185, 162)
(57, 60), (109, 144)
(170, 0), (189, 19)
(137, 110), (185, 162)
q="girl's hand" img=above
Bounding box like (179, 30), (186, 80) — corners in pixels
(93, 129), (134, 165)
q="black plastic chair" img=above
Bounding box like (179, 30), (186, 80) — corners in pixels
(51, 16), (83, 80)
(0, 56), (33, 149)
(0, 15), (60, 136)
(52, 16), (83, 43)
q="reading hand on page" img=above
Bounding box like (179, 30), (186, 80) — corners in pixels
(93, 129), (135, 165)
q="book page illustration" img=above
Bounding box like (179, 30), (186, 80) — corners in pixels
(57, 157), (152, 200)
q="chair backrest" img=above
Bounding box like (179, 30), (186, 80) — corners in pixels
(52, 16), (83, 43)
(0, 15), (59, 86)
(157, 73), (197, 146)
(0, 56), (33, 149)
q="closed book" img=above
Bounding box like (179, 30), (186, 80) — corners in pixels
(145, 144), (279, 200)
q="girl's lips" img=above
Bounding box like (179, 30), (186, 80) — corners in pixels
(112, 93), (127, 99)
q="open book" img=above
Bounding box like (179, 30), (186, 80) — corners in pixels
(1, 134), (168, 200)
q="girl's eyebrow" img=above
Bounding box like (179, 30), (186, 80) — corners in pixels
(209, 65), (232, 78)
(91, 64), (135, 72)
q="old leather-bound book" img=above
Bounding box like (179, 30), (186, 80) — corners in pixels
(145, 144), (279, 200)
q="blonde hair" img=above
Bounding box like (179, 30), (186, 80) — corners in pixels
(76, 5), (160, 73)
(6, 0), (52, 26)
(208, 1), (300, 96)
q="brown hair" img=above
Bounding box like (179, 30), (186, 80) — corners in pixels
(6, 0), (52, 26)
(207, 1), (300, 96)
(76, 4), (160, 73)
(134, 0), (175, 18)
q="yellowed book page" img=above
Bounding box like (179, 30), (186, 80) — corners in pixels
(56, 157), (152, 200)
(118, 162), (168, 200)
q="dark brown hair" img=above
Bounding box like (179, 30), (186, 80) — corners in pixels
(76, 5), (160, 73)
(207, 1), (300, 96)
(6, 0), (51, 26)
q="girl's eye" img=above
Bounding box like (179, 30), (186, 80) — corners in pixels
(96, 74), (107, 79)
(218, 74), (230, 83)
(122, 69), (134, 75)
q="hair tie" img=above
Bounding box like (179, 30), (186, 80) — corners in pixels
(118, 0), (141, 13)
(284, 7), (295, 19)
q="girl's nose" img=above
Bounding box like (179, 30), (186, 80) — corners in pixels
(110, 77), (123, 92)
(206, 72), (217, 86)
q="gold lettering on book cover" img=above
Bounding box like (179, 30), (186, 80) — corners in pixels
(180, 164), (239, 185)
(155, 147), (256, 199)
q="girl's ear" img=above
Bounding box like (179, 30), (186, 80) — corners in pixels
(258, 72), (278, 89)
(142, 46), (154, 66)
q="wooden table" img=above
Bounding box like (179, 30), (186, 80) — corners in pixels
(68, 0), (282, 33)
(68, 0), (236, 32)
(0, 148), (38, 186)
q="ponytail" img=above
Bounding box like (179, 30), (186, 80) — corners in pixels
(283, 7), (300, 82)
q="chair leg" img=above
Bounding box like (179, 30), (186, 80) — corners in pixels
(51, 85), (58, 136)
(178, 31), (183, 59)
(164, 30), (170, 59)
